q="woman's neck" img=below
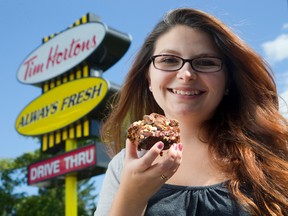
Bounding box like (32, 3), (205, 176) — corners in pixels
(166, 120), (229, 186)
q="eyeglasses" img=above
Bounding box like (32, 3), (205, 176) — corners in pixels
(150, 54), (223, 73)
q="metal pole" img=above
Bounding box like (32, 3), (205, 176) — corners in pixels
(65, 139), (78, 216)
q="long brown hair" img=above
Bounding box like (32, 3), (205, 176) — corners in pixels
(101, 8), (288, 215)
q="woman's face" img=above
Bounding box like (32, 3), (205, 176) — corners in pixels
(148, 25), (228, 123)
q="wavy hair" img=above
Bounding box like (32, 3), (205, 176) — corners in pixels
(101, 8), (288, 215)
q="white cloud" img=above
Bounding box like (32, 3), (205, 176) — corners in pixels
(262, 34), (288, 63)
(283, 23), (288, 29)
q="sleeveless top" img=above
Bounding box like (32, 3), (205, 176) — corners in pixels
(145, 182), (251, 216)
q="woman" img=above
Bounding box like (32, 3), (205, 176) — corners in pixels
(95, 8), (288, 216)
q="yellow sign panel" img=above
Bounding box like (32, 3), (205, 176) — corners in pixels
(15, 77), (108, 136)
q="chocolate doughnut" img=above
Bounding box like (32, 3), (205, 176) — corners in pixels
(127, 113), (180, 151)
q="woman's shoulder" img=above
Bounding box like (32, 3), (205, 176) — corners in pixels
(108, 149), (126, 169)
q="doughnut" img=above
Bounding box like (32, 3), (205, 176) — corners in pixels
(127, 113), (180, 151)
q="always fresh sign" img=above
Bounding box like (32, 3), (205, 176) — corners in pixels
(17, 22), (106, 84)
(15, 77), (109, 135)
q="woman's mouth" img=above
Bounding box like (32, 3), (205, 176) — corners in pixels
(169, 88), (203, 96)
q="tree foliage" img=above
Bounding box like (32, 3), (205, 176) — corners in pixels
(0, 150), (97, 216)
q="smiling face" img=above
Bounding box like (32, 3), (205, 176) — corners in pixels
(148, 25), (228, 123)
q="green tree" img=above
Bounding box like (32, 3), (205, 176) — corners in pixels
(0, 150), (97, 216)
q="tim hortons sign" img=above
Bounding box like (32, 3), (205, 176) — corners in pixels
(15, 77), (109, 136)
(17, 22), (131, 84)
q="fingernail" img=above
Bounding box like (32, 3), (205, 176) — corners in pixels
(173, 143), (177, 150)
(157, 142), (164, 149)
(178, 143), (183, 151)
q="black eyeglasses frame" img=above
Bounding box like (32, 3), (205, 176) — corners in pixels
(150, 54), (224, 73)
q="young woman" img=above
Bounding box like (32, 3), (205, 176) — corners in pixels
(95, 8), (288, 216)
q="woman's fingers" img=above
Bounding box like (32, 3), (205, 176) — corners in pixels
(125, 139), (183, 180)
(160, 143), (183, 177)
(125, 139), (139, 161)
(147, 143), (183, 182)
(137, 141), (165, 171)
(125, 139), (166, 171)
(144, 143), (183, 181)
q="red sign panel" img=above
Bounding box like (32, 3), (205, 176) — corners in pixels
(28, 144), (96, 185)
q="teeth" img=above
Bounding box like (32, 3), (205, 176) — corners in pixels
(172, 89), (200, 96)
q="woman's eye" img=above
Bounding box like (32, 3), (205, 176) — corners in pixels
(196, 58), (219, 66)
(160, 57), (180, 64)
(198, 60), (213, 65)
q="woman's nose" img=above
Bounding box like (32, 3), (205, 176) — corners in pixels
(176, 62), (197, 81)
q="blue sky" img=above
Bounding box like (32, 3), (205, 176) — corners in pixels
(1, 0), (288, 197)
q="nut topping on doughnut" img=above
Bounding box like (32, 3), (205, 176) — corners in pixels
(127, 113), (180, 151)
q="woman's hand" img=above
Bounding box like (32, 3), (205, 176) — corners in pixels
(109, 139), (183, 216)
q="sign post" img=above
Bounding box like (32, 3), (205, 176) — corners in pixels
(65, 139), (77, 216)
(16, 12), (131, 215)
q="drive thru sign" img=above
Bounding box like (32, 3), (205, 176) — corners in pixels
(28, 144), (96, 185)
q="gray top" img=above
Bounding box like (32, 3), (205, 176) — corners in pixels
(94, 149), (250, 216)
(94, 149), (125, 216)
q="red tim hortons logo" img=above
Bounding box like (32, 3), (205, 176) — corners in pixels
(17, 22), (106, 84)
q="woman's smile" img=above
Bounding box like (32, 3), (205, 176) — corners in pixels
(168, 88), (205, 96)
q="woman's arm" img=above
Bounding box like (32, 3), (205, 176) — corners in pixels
(108, 139), (183, 216)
